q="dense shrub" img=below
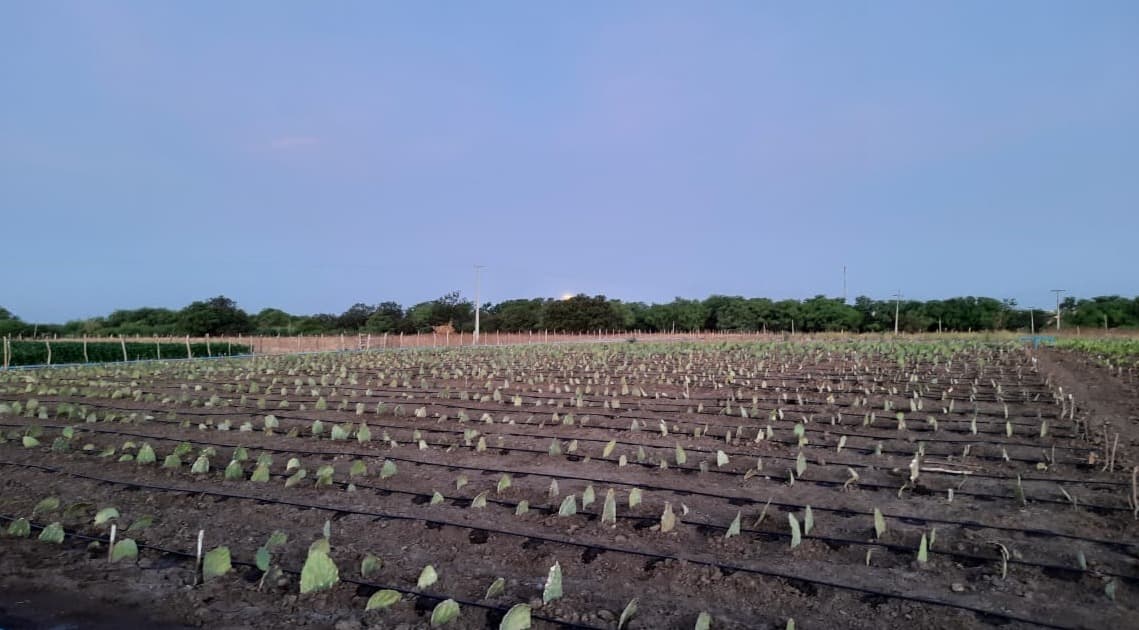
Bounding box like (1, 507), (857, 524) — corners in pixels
(5, 342), (251, 367)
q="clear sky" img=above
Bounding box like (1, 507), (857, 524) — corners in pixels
(2, 1), (1136, 322)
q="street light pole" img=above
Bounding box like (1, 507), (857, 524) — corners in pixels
(893, 290), (902, 335)
(1050, 289), (1065, 331)
(474, 265), (485, 345)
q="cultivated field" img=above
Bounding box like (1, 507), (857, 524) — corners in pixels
(0, 340), (1135, 629)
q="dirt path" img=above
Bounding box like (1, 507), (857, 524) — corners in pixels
(1034, 348), (1139, 471)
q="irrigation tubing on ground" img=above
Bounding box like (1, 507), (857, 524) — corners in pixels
(1, 430), (1133, 550)
(4, 421), (1130, 546)
(4, 418), (1131, 524)
(41, 370), (1070, 429)
(0, 460), (1086, 630)
(137, 351), (1065, 401)
(9, 357), (1069, 425)
(47, 443), (1135, 583)
(1, 392), (1096, 478)
(3, 417), (1129, 516)
(0, 513), (601, 630)
(8, 399), (1114, 491)
(0, 392), (1095, 469)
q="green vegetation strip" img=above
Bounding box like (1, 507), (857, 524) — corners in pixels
(4, 342), (250, 367)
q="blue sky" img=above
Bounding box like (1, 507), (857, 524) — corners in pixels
(2, 2), (1136, 322)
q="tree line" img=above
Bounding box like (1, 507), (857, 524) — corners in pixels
(3, 293), (1138, 338)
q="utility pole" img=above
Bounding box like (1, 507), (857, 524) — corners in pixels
(893, 290), (902, 335)
(1050, 289), (1065, 331)
(473, 265), (485, 345)
(842, 265), (847, 303)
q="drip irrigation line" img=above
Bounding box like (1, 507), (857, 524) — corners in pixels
(64, 443), (1134, 583)
(0, 461), (1089, 630)
(1, 428), (1132, 550)
(243, 348), (1042, 388)
(4, 419), (1130, 514)
(268, 387), (1075, 442)
(0, 394), (1095, 480)
(37, 371), (1065, 427)
(5, 392), (1091, 468)
(0, 514), (600, 630)
(3, 389), (1071, 481)
(57, 369), (1062, 421)
(95, 400), (1111, 487)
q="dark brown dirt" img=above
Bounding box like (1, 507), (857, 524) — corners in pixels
(0, 343), (1136, 629)
(1034, 348), (1139, 470)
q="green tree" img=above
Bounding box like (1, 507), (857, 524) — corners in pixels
(643, 298), (708, 332)
(0, 307), (25, 336)
(715, 298), (757, 330)
(293, 314), (337, 334)
(337, 303), (375, 331)
(178, 296), (254, 336)
(433, 292), (474, 331)
(487, 299), (545, 332)
(254, 308), (293, 334)
(770, 300), (802, 332)
(365, 302), (405, 333)
(544, 295), (623, 332)
(102, 307), (180, 335)
(799, 295), (862, 331)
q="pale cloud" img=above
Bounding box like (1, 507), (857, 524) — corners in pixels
(268, 135), (321, 150)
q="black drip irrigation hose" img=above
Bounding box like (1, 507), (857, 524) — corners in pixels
(2, 417), (1129, 515)
(0, 513), (600, 630)
(182, 345), (1046, 381)
(252, 392), (1083, 454)
(50, 370), (1063, 422)
(30, 400), (1125, 489)
(53, 441), (1138, 583)
(0, 460), (1087, 630)
(0, 392), (1093, 470)
(3, 426), (1135, 551)
(39, 370), (1069, 430)
(5, 357), (1066, 424)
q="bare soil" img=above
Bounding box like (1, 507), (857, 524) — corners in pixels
(0, 342), (1136, 630)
